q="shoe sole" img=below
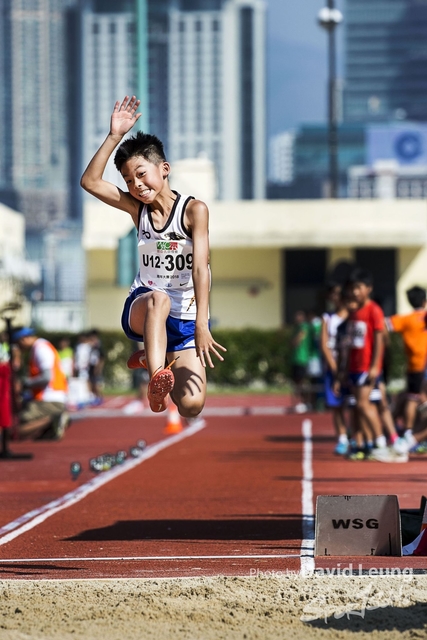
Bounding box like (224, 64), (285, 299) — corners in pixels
(148, 369), (175, 413)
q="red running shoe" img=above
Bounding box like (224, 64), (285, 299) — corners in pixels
(127, 349), (147, 369)
(147, 360), (177, 413)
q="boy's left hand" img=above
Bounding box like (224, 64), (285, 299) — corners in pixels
(368, 366), (379, 382)
(195, 326), (227, 368)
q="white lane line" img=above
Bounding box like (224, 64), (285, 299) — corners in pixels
(0, 554), (300, 563)
(72, 406), (291, 420)
(300, 418), (315, 576)
(0, 419), (207, 547)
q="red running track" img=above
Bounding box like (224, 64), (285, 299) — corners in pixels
(0, 401), (426, 580)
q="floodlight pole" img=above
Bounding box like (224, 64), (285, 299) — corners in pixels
(318, 1), (343, 199)
(328, 0), (338, 198)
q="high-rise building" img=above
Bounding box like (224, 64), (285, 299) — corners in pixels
(344, 0), (427, 123)
(0, 0), (69, 230)
(73, 0), (266, 203)
(79, 0), (138, 189)
(269, 132), (295, 185)
(168, 0), (266, 200)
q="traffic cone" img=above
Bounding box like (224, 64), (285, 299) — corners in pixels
(421, 502), (427, 532)
(164, 402), (183, 434)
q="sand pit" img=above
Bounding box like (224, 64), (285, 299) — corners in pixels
(0, 574), (426, 639)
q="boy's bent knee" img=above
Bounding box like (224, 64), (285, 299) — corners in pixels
(177, 399), (205, 419)
(147, 291), (171, 312)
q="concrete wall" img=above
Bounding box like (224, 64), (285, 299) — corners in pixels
(86, 286), (130, 330)
(210, 248), (282, 328)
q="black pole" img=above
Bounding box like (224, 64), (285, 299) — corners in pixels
(327, 0), (339, 198)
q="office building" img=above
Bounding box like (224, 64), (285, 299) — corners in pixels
(344, 0), (427, 123)
(168, 0), (266, 200)
(0, 0), (69, 230)
(269, 131), (295, 185)
(267, 124), (365, 199)
(79, 0), (138, 190)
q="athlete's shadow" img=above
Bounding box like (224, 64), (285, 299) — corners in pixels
(66, 517), (302, 541)
(171, 366), (204, 397)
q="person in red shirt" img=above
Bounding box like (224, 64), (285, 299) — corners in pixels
(346, 268), (399, 460)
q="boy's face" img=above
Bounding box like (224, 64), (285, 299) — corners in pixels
(328, 286), (341, 308)
(121, 156), (169, 203)
(351, 281), (371, 306)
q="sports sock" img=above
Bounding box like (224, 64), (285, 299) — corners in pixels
(375, 435), (387, 449)
(338, 434), (349, 444)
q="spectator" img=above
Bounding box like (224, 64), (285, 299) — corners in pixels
(320, 283), (349, 454)
(386, 286), (427, 435)
(88, 329), (105, 405)
(57, 336), (74, 379)
(344, 269), (402, 462)
(0, 331), (12, 432)
(12, 327), (69, 440)
(307, 310), (323, 410)
(73, 332), (91, 381)
(290, 310), (310, 412)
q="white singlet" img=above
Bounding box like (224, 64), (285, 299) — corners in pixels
(322, 312), (345, 361)
(130, 191), (208, 321)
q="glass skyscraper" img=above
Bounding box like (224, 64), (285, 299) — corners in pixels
(0, 0), (69, 229)
(168, 0), (266, 199)
(344, 0), (427, 123)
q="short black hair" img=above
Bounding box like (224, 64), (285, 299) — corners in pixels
(326, 279), (341, 293)
(347, 267), (373, 287)
(406, 286), (426, 309)
(114, 131), (166, 172)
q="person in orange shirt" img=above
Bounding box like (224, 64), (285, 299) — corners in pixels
(13, 327), (70, 440)
(386, 286), (427, 434)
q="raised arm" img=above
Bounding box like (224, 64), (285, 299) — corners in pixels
(80, 96), (142, 220)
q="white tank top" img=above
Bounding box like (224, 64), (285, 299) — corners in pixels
(130, 191), (207, 320)
(322, 312), (345, 360)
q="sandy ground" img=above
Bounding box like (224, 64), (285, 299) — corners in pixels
(0, 574), (426, 639)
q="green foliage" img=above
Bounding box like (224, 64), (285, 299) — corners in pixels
(205, 328), (294, 386)
(38, 327), (407, 390)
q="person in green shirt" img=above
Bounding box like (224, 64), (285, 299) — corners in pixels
(291, 310), (310, 412)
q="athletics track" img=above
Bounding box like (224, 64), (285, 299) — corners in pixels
(1, 394), (427, 581)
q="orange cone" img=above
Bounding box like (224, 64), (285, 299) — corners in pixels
(164, 403), (183, 434)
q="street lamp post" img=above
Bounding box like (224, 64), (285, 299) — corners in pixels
(318, 2), (343, 199)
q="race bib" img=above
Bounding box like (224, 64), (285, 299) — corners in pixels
(351, 321), (367, 349)
(138, 239), (193, 290)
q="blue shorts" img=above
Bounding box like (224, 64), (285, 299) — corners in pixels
(121, 286), (197, 352)
(324, 370), (343, 408)
(348, 372), (381, 387)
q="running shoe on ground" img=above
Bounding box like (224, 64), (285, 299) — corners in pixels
(393, 434), (418, 455)
(294, 403), (308, 414)
(127, 349), (147, 369)
(411, 441), (427, 454)
(347, 449), (367, 461)
(147, 361), (177, 413)
(334, 441), (349, 456)
(368, 446), (408, 463)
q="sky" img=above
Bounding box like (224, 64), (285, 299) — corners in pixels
(266, 0), (345, 138)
